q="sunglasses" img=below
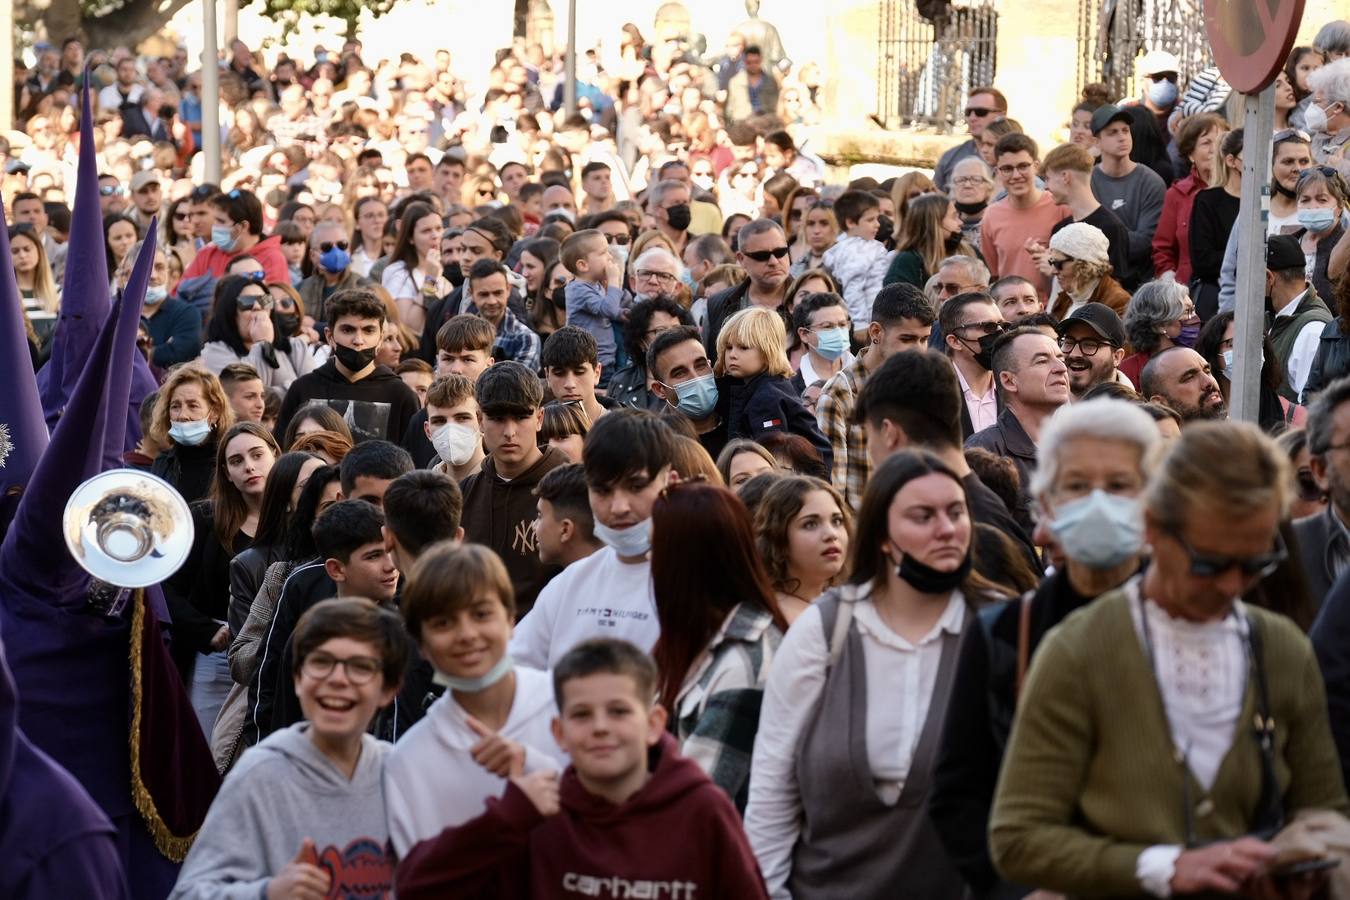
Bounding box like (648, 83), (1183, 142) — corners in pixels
(237, 270), (266, 283)
(1048, 256), (1071, 270)
(173, 211), (191, 221)
(1273, 128), (1312, 144)
(99, 185), (125, 197)
(236, 292), (274, 311)
(956, 320), (1010, 337)
(742, 246), (790, 262)
(1166, 529), (1287, 579)
(964, 106), (999, 117)
(319, 240), (349, 252)
(603, 232), (631, 246)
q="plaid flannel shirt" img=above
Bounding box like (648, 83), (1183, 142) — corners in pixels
(816, 352), (871, 510)
(467, 305), (541, 373)
(676, 602), (782, 810)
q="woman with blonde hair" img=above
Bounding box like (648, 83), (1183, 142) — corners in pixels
(10, 224), (59, 327)
(890, 170), (937, 226)
(885, 194), (974, 289)
(151, 365), (236, 505)
(1046, 221), (1131, 319)
(754, 475), (852, 624)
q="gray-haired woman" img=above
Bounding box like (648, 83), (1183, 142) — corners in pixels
(1120, 279), (1191, 388)
(931, 399), (1162, 899)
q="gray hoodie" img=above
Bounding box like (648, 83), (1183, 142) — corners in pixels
(170, 723), (396, 899)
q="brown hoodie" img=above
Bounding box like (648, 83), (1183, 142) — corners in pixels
(459, 446), (567, 618)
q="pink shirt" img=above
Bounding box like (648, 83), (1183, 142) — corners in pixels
(954, 361), (997, 433)
(980, 192), (1069, 300)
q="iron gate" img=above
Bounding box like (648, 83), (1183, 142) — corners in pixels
(1076, 0), (1213, 101)
(875, 0), (999, 131)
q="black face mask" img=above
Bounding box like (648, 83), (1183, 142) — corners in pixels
(333, 343), (377, 372)
(896, 546), (973, 594)
(944, 231), (964, 252)
(1273, 180), (1298, 200)
(876, 213), (895, 247)
(552, 285), (568, 309)
(274, 313), (300, 337)
(960, 332), (999, 370)
(443, 261), (464, 287)
(954, 199), (988, 216)
(665, 203), (692, 232)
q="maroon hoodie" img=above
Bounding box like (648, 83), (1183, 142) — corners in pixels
(396, 732), (769, 899)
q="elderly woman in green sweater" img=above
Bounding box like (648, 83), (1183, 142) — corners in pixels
(990, 420), (1347, 898)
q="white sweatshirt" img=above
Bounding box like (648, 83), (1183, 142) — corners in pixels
(382, 666), (562, 857)
(508, 547), (659, 670)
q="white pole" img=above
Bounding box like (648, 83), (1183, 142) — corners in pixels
(0, 0), (12, 132)
(564, 0), (577, 118)
(1230, 85), (1276, 423)
(201, 0), (221, 184)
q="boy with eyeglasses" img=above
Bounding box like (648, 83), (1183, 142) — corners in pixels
(171, 598), (409, 900)
(561, 229), (629, 387)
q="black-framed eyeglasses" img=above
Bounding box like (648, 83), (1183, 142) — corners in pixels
(997, 162), (1035, 177)
(1059, 335), (1110, 356)
(319, 240), (349, 253)
(1166, 528), (1287, 580)
(236, 292), (274, 311)
(742, 246), (790, 262)
(301, 652), (381, 685)
(603, 232), (631, 246)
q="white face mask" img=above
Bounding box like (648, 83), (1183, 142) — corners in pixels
(431, 421), (480, 466)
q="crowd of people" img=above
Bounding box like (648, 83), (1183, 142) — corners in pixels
(8, 7), (1350, 900)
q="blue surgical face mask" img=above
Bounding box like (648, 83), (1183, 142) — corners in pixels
(814, 326), (850, 361)
(168, 419), (212, 446)
(144, 284), (167, 305)
(211, 223), (237, 252)
(1298, 208), (1338, 234)
(432, 654), (514, 693)
(593, 518), (653, 559)
(1222, 348), (1234, 373)
(664, 373), (718, 419)
(1146, 79), (1178, 108)
(319, 245), (351, 274)
(1047, 489), (1144, 569)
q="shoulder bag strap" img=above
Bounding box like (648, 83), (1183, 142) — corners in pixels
(1246, 614), (1285, 837)
(1015, 591), (1033, 700)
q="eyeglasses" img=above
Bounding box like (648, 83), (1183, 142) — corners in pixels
(965, 106), (999, 117)
(603, 232), (631, 246)
(937, 282), (977, 295)
(1166, 529), (1287, 580)
(301, 652), (381, 685)
(955, 320), (1009, 337)
(636, 269), (678, 284)
(236, 292), (274, 311)
(951, 175), (989, 187)
(997, 162), (1035, 177)
(1059, 335), (1110, 356)
(742, 246), (790, 262)
(319, 240), (349, 253)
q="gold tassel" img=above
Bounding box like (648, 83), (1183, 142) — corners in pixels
(128, 589), (199, 862)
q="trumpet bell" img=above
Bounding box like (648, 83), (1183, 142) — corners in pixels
(63, 469), (193, 588)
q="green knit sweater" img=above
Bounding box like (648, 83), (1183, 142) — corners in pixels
(989, 587), (1347, 898)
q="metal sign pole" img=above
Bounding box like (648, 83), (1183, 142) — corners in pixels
(1230, 85), (1275, 424)
(563, 0), (577, 118)
(202, 0), (222, 184)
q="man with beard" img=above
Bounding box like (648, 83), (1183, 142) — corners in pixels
(1057, 303), (1129, 398)
(1140, 347), (1226, 423)
(1295, 377), (1350, 603)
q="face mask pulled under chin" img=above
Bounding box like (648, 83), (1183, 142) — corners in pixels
(893, 541), (972, 594)
(594, 518), (653, 558)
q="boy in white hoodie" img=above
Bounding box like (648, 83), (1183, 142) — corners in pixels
(384, 543), (561, 858)
(171, 598), (410, 899)
(822, 189), (894, 334)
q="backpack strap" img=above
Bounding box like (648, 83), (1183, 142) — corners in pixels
(1014, 590), (1034, 700)
(815, 587), (856, 670)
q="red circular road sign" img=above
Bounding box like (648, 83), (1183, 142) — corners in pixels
(1204, 0), (1306, 93)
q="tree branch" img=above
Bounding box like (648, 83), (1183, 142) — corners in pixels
(82, 0), (197, 50)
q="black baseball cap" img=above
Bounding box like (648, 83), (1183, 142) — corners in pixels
(474, 360), (543, 415)
(1058, 302), (1127, 347)
(1266, 234), (1305, 273)
(1090, 104), (1132, 136)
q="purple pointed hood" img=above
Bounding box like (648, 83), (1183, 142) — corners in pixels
(36, 73), (111, 427)
(103, 218), (159, 469)
(0, 202), (49, 506)
(0, 273), (145, 603)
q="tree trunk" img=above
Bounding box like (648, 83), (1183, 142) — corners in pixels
(513, 0), (528, 38)
(82, 0), (197, 51)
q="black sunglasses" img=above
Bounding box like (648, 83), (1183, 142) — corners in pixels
(319, 240), (349, 252)
(603, 232), (631, 246)
(236, 292), (274, 311)
(1167, 529), (1287, 579)
(742, 246), (790, 262)
(964, 106), (1000, 117)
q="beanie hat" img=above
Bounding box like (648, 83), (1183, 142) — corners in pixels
(1049, 222), (1111, 267)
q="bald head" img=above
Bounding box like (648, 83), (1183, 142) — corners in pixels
(1141, 347), (1226, 423)
(541, 184), (577, 218)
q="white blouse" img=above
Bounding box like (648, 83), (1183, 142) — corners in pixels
(744, 588), (967, 899)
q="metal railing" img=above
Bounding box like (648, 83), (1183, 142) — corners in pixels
(1077, 0), (1213, 102)
(876, 0), (999, 131)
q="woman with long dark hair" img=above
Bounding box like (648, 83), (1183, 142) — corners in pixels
(382, 201), (449, 337)
(200, 274), (315, 390)
(651, 481), (786, 808)
(747, 450), (1011, 899)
